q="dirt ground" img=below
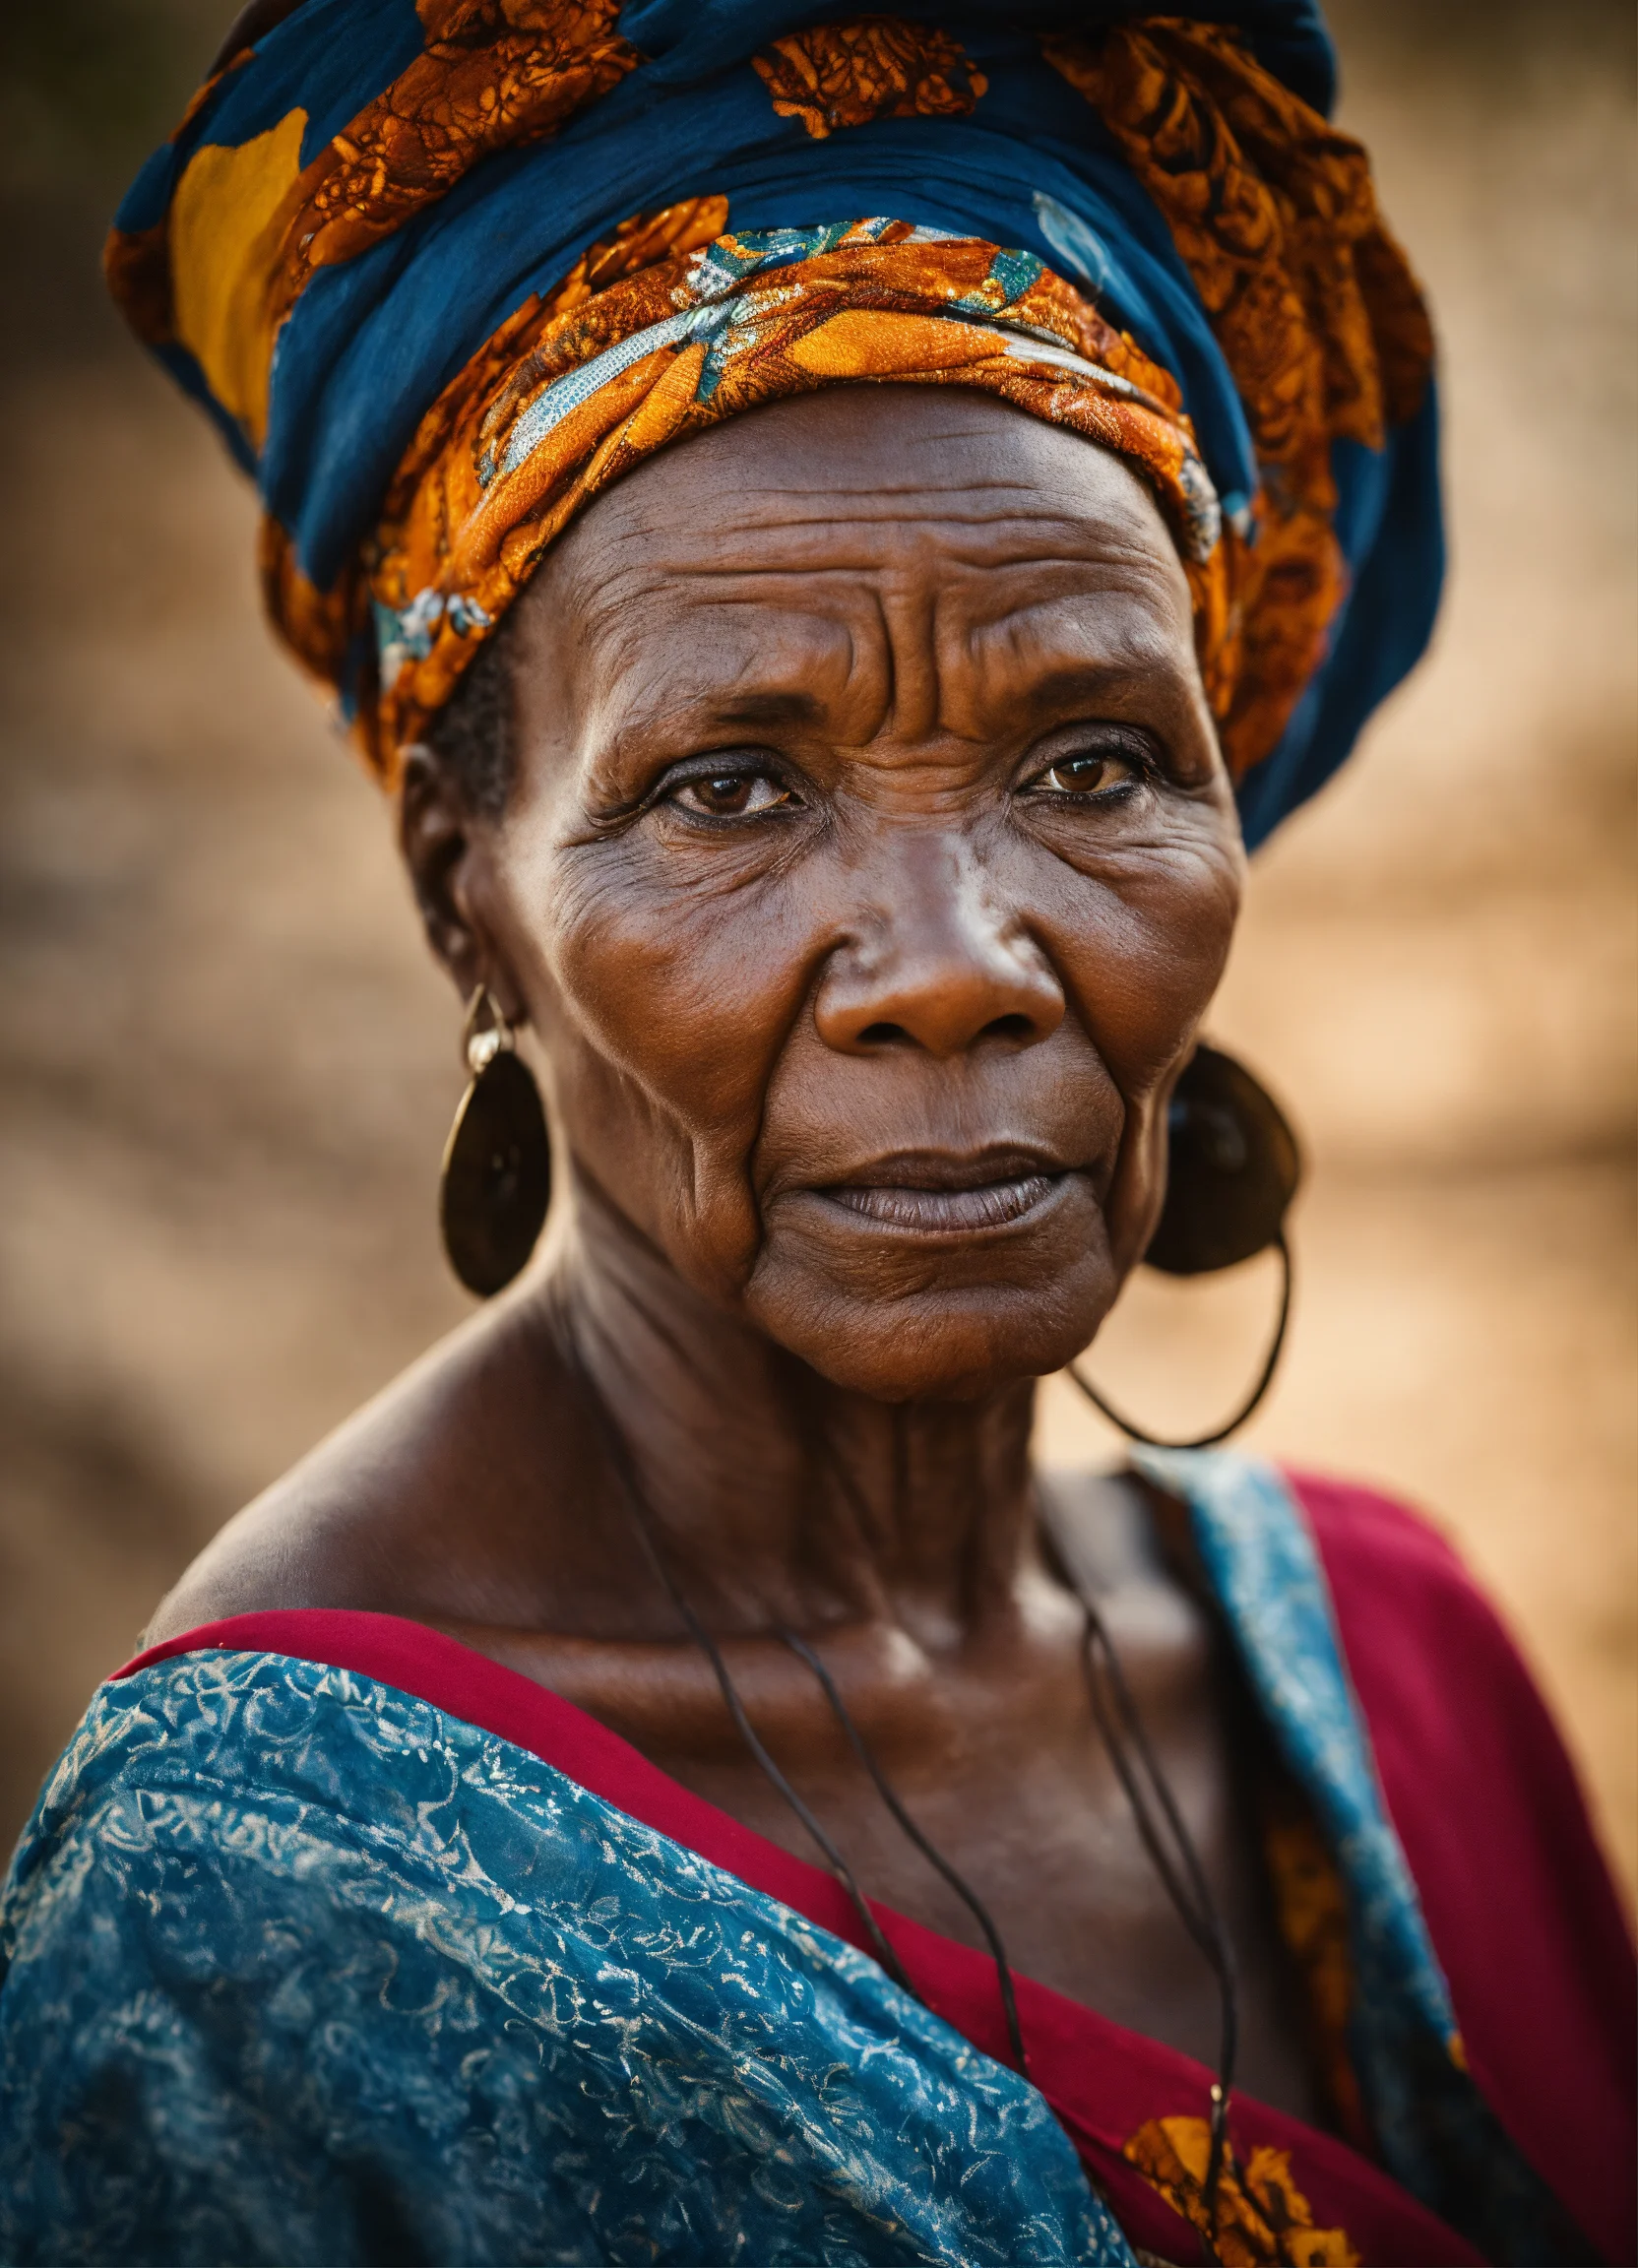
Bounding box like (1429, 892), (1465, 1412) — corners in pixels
(1, 2), (1633, 1903)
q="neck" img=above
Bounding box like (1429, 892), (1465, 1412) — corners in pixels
(539, 1173), (1040, 1648)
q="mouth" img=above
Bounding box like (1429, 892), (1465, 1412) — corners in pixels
(816, 1148), (1069, 1236)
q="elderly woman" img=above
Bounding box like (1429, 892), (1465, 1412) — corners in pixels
(1, 4), (1630, 2264)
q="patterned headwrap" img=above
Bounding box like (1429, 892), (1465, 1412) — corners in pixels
(107, 0), (1439, 845)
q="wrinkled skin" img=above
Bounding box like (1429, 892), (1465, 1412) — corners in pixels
(155, 390), (1326, 2115)
(449, 387), (1238, 1401)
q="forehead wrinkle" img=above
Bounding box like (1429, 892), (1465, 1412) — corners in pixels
(543, 424), (1177, 576)
(626, 491), (1127, 532)
(964, 586), (1192, 677)
(565, 459), (1168, 551)
(582, 582), (859, 674)
(932, 573), (1195, 734)
(581, 600), (861, 744)
(594, 515), (1179, 598)
(566, 532), (1181, 643)
(533, 453), (1188, 745)
(935, 530), (1194, 643)
(541, 567), (1179, 707)
(675, 465), (1056, 495)
(556, 535), (903, 716)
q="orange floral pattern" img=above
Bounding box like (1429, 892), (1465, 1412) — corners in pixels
(1123, 2115), (1361, 2267)
(1043, 20), (1433, 775)
(106, 9), (1435, 799)
(104, 0), (637, 421)
(266, 0), (636, 317)
(311, 216), (1225, 777)
(1262, 1798), (1372, 2153)
(102, 221), (172, 347)
(259, 194), (733, 713)
(98, 50), (258, 346)
(752, 19), (987, 141)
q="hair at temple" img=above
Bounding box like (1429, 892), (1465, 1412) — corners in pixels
(424, 621), (516, 820)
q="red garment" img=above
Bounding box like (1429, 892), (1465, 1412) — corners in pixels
(1291, 1474), (1636, 2268)
(121, 1475), (1633, 2266)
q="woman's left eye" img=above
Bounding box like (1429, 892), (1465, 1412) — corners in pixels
(669, 771), (795, 818)
(1028, 746), (1148, 797)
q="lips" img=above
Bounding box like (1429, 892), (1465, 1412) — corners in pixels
(815, 1147), (1068, 1236)
(826, 1174), (1060, 1231)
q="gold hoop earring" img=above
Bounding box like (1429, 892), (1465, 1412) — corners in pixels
(438, 987), (551, 1296)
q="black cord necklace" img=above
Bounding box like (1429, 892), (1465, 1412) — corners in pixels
(1068, 1558), (1239, 2233)
(775, 1623), (1031, 2076)
(573, 1344), (1239, 2255)
(574, 1359), (917, 1997)
(1069, 1228), (1293, 1452)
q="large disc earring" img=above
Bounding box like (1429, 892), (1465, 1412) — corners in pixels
(439, 987), (551, 1296)
(1070, 1043), (1301, 1449)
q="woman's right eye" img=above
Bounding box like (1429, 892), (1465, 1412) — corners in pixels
(667, 771), (796, 819)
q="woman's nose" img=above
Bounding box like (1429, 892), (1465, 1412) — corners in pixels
(813, 844), (1065, 1059)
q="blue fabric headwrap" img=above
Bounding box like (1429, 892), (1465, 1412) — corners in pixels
(109, 0), (1440, 840)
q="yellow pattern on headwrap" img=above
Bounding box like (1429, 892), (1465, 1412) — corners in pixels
(105, 8), (1434, 802)
(169, 109), (308, 447)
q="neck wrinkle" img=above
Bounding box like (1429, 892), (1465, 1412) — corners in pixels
(543, 1172), (1041, 1649)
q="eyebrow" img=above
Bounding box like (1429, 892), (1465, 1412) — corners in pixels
(698, 660), (1167, 732)
(709, 688), (825, 730)
(1013, 657), (1185, 715)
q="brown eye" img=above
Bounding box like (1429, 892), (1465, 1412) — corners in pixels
(671, 771), (794, 818)
(1032, 745), (1146, 796)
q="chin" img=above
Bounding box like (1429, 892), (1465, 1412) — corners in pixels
(744, 1216), (1120, 1402)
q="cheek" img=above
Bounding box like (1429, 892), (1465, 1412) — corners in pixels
(493, 831), (809, 1295)
(1068, 844), (1239, 1066)
(1051, 837), (1242, 1266)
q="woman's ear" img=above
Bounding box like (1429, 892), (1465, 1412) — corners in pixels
(397, 745), (525, 1022)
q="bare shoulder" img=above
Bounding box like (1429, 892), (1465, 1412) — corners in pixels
(145, 1293), (588, 1644)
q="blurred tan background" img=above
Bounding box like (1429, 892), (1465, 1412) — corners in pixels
(1, 1), (1633, 1901)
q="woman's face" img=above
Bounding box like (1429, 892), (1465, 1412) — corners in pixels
(445, 386), (1243, 1401)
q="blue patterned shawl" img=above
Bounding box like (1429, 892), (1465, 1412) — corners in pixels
(1, 1453), (1596, 2267)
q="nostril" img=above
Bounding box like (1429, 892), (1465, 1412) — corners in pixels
(981, 1014), (1037, 1045)
(857, 1021), (913, 1048)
